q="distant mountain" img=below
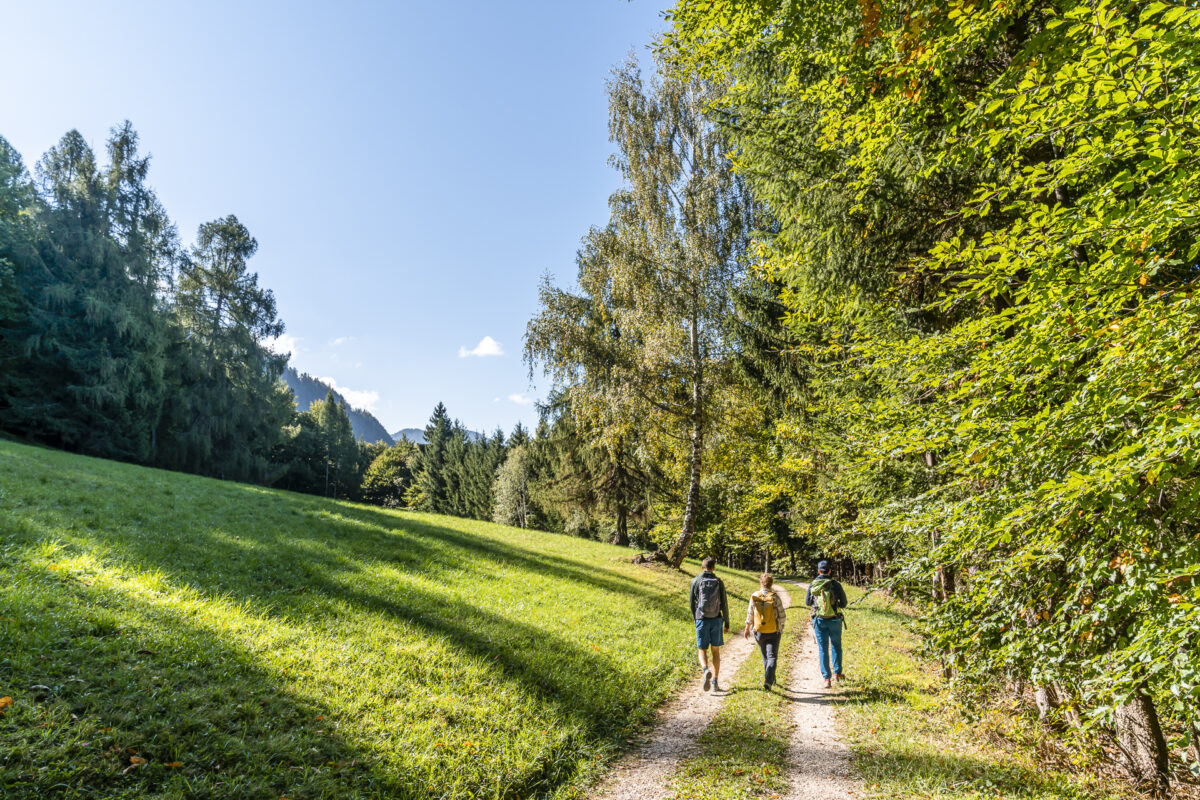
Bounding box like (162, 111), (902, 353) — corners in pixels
(390, 427), (486, 446)
(282, 368), (394, 446)
(390, 428), (427, 445)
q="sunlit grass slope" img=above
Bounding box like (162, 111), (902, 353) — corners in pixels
(0, 440), (760, 799)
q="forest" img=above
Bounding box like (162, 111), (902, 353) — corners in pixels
(2, 0), (1198, 792)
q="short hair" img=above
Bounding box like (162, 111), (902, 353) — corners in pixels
(760, 573), (774, 588)
(702, 557), (716, 570)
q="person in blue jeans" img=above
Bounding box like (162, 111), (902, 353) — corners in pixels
(806, 560), (848, 688)
(689, 557), (730, 692)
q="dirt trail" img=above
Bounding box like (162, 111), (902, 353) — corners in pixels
(588, 586), (791, 800)
(779, 580), (860, 800)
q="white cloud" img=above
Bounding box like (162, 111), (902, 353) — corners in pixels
(508, 393), (534, 406)
(458, 336), (504, 358)
(330, 336), (354, 347)
(492, 397), (501, 403)
(320, 376), (381, 412)
(265, 333), (299, 357)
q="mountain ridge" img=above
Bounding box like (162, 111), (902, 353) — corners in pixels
(282, 367), (394, 445)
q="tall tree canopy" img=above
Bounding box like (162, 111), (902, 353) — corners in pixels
(526, 56), (757, 566)
(664, 0), (1200, 788)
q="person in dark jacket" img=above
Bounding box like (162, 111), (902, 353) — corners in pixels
(805, 559), (848, 688)
(689, 557), (730, 692)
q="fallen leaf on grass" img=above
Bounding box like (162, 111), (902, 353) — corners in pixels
(167, 761), (183, 768)
(122, 755), (147, 774)
(0, 697), (12, 714)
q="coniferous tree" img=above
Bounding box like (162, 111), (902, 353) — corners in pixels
(4, 127), (172, 460)
(161, 214), (290, 481)
(410, 402), (453, 512)
(312, 390), (357, 498)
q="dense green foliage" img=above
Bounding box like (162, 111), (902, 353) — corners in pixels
(0, 439), (764, 799)
(0, 126), (289, 483)
(657, 0), (1200, 788)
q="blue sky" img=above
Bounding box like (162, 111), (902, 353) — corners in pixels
(0, 0), (667, 436)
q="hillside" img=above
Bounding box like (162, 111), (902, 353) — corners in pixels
(0, 440), (760, 799)
(282, 367), (394, 445)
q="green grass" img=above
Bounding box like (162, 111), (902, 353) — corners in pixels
(0, 440), (761, 799)
(834, 588), (1131, 800)
(665, 606), (797, 800)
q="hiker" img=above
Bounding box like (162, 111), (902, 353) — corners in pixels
(806, 559), (848, 688)
(743, 573), (785, 691)
(690, 556), (730, 692)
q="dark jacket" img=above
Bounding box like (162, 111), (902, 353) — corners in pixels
(689, 571), (729, 622)
(805, 575), (848, 616)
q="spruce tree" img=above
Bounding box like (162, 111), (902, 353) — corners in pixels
(410, 402), (453, 512)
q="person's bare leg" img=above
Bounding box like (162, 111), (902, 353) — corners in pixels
(697, 648), (709, 671)
(711, 645), (722, 685)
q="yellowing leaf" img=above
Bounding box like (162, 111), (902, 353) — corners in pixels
(1139, 273), (1148, 286)
(0, 697), (12, 713)
(129, 756), (146, 766)
(166, 761), (183, 768)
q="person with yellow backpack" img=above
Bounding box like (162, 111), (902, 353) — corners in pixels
(806, 560), (848, 688)
(742, 573), (786, 691)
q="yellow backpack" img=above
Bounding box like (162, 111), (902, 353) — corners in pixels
(752, 591), (779, 633)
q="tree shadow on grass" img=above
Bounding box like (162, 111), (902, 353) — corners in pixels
(0, 568), (394, 799)
(1, 450), (715, 799)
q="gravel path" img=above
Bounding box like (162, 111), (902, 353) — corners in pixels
(588, 587), (788, 800)
(779, 581), (860, 800)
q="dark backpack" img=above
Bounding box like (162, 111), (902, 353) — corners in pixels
(696, 574), (722, 619)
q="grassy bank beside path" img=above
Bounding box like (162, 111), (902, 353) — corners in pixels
(836, 588), (1133, 800)
(664, 603), (796, 800)
(0, 440), (760, 799)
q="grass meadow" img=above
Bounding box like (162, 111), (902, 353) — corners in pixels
(834, 588), (1132, 800)
(0, 439), (761, 799)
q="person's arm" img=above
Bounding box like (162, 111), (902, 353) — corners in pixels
(689, 577), (698, 619)
(835, 581), (849, 611)
(805, 585), (814, 607)
(720, 580), (730, 629)
(776, 592), (786, 632)
(745, 594), (755, 628)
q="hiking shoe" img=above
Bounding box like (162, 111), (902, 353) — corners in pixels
(823, 678), (832, 689)
(763, 682), (771, 691)
(712, 680), (721, 692)
(703, 668), (712, 692)
(835, 673), (846, 684)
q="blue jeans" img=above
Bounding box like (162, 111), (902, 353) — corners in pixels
(755, 631), (781, 686)
(812, 616), (843, 679)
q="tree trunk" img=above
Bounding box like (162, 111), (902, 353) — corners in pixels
(667, 319), (703, 569)
(1114, 689), (1170, 795)
(1034, 685), (1058, 721)
(611, 440), (630, 546)
(1190, 719), (1200, 773)
(612, 502), (628, 546)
